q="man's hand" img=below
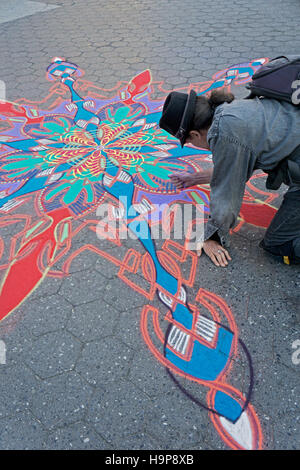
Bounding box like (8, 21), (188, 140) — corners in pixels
(170, 169), (213, 189)
(197, 240), (232, 267)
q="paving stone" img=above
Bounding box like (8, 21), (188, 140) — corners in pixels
(24, 330), (81, 378)
(31, 372), (94, 430)
(44, 421), (111, 450)
(0, 364), (40, 418)
(28, 275), (64, 302)
(87, 380), (154, 446)
(144, 389), (207, 449)
(66, 299), (119, 342)
(59, 268), (108, 306)
(14, 294), (72, 337)
(102, 277), (149, 312)
(114, 307), (146, 351)
(76, 337), (134, 386)
(0, 411), (47, 450)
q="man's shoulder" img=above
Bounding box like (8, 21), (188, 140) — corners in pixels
(212, 98), (263, 141)
(218, 98), (259, 121)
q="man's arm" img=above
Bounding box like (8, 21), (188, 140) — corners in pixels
(197, 134), (255, 265)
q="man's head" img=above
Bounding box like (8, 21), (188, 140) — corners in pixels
(158, 90), (197, 148)
(185, 128), (210, 150)
(159, 89), (234, 149)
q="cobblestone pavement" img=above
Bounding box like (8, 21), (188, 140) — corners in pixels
(0, 0), (299, 451)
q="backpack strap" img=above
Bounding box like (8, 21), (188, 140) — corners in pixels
(244, 91), (255, 100)
(287, 144), (300, 185)
(270, 55), (289, 61)
(287, 143), (300, 162)
(266, 144), (300, 190)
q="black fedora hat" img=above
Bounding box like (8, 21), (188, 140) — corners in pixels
(159, 89), (197, 147)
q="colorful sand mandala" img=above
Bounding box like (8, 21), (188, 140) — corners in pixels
(0, 57), (280, 449)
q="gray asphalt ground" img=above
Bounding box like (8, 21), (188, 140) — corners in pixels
(0, 0), (299, 451)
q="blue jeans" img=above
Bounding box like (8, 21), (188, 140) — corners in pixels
(260, 187), (300, 264)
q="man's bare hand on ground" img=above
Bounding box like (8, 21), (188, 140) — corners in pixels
(197, 240), (232, 267)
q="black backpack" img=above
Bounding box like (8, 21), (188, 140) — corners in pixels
(245, 55), (300, 105)
(245, 55), (300, 189)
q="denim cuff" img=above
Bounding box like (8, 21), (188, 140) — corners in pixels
(197, 219), (230, 248)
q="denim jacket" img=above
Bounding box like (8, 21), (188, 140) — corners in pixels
(202, 97), (300, 247)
